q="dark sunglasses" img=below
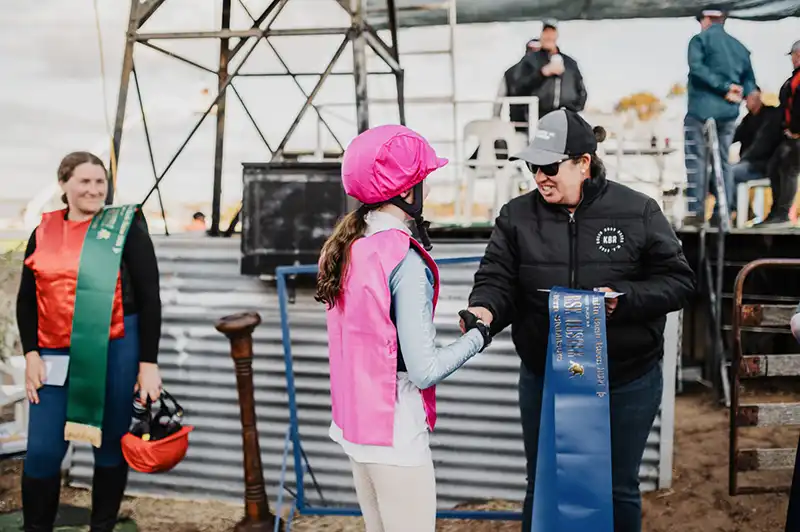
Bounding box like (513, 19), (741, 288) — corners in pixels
(526, 159), (567, 177)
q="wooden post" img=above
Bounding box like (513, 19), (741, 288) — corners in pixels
(216, 312), (281, 531)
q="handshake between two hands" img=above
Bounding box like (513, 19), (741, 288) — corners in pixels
(457, 308), (493, 352)
(457, 287), (621, 349)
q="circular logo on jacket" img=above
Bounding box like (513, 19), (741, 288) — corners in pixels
(596, 227), (625, 253)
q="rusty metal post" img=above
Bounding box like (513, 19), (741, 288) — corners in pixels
(351, 0), (370, 134)
(215, 312), (280, 531)
(107, 0), (139, 205)
(386, 0), (405, 125)
(210, 0), (232, 236)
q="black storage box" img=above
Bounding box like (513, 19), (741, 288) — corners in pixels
(241, 161), (346, 276)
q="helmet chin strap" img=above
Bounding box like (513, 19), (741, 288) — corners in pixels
(377, 182), (433, 251)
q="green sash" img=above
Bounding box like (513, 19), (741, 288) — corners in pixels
(64, 204), (139, 448)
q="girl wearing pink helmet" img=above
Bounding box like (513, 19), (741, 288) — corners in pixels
(316, 124), (491, 531)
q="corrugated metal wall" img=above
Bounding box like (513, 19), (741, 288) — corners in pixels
(69, 236), (677, 509)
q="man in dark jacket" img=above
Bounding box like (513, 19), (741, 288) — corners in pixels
(464, 109), (695, 532)
(511, 21), (587, 131)
(760, 40), (800, 225)
(730, 89), (782, 218)
(683, 9), (756, 226)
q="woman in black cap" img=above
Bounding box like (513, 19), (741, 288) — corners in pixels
(464, 109), (695, 532)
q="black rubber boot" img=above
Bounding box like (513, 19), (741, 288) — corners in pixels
(89, 463), (129, 532)
(21, 473), (61, 532)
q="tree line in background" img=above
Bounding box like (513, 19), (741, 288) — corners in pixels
(614, 83), (778, 121)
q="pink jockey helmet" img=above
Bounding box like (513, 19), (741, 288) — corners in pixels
(341, 124), (448, 205)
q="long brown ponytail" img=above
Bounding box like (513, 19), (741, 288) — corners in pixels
(315, 205), (371, 308)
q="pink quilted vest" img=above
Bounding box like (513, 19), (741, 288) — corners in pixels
(326, 228), (439, 446)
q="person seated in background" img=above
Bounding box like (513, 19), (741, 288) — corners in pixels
(469, 38), (542, 167)
(493, 38), (542, 135)
(730, 88), (782, 219)
(468, 38), (541, 168)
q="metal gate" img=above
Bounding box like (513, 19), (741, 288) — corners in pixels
(730, 258), (800, 495)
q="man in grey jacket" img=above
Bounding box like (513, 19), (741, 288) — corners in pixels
(684, 8), (757, 226)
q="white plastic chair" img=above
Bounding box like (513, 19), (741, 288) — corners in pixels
(736, 178), (771, 228)
(458, 119), (528, 225)
(0, 356), (28, 455)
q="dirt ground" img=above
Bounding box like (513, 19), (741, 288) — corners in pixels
(0, 390), (796, 532)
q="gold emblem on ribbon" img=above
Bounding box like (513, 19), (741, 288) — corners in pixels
(568, 360), (584, 377)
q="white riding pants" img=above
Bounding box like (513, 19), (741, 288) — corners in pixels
(349, 457), (437, 532)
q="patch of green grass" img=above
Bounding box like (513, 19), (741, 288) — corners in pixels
(0, 509), (137, 531)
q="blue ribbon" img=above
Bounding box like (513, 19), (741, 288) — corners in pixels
(531, 287), (614, 532)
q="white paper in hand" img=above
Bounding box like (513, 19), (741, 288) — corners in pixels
(42, 355), (70, 387)
(592, 288), (625, 299)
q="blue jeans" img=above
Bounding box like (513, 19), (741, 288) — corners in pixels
(731, 160), (766, 212)
(683, 115), (737, 217)
(24, 315), (140, 479)
(519, 361), (664, 532)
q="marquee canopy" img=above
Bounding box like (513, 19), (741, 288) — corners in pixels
(367, 0), (800, 27)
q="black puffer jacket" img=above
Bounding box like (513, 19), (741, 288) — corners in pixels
(738, 105), (783, 167)
(468, 168), (695, 386)
(510, 49), (587, 124)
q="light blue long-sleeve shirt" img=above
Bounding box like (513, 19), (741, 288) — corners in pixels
(389, 250), (484, 389)
(363, 211), (484, 390)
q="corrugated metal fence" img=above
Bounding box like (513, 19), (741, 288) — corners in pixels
(69, 235), (678, 509)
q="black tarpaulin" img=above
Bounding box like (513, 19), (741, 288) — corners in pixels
(366, 0), (800, 27)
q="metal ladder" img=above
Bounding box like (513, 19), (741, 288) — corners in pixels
(315, 1), (459, 164)
(366, 0), (459, 162)
(398, 0), (458, 159)
(697, 118), (732, 406)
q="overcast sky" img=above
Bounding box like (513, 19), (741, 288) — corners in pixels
(0, 1), (797, 213)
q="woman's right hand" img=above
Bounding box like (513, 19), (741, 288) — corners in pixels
(25, 351), (46, 404)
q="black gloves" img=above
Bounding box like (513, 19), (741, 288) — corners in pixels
(459, 309), (492, 352)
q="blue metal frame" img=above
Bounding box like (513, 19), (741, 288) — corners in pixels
(274, 256), (523, 526)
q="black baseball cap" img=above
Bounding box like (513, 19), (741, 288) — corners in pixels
(510, 109), (598, 166)
(542, 19), (558, 30)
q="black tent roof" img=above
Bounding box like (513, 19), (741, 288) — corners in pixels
(367, 0), (800, 27)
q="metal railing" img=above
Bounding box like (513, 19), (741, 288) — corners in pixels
(311, 96), (539, 225)
(311, 95), (540, 153)
(729, 258), (800, 496)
